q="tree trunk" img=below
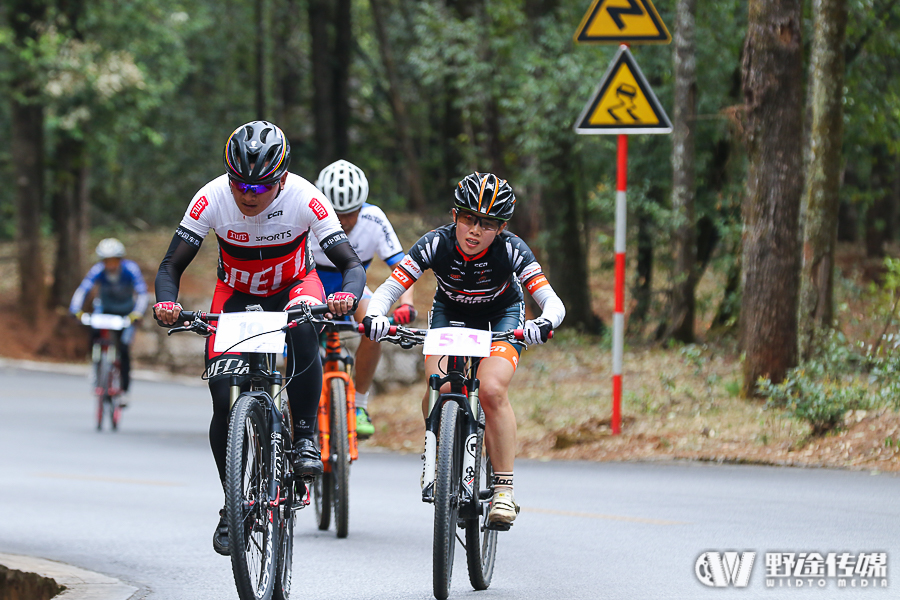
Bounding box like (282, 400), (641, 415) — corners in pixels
(798, 0), (847, 359)
(369, 0), (426, 212)
(12, 98), (46, 324)
(50, 135), (89, 309)
(629, 199), (655, 333)
(866, 144), (893, 259)
(544, 142), (601, 333)
(740, 0), (804, 395)
(333, 0), (352, 158)
(256, 0), (267, 119)
(309, 0), (335, 168)
(668, 0), (698, 343)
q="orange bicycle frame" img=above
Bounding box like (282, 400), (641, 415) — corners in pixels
(317, 330), (359, 470)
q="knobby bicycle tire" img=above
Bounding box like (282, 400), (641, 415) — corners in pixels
(313, 386), (332, 531)
(433, 401), (462, 600)
(465, 404), (498, 590)
(274, 397), (294, 600)
(330, 379), (350, 539)
(95, 348), (111, 431)
(226, 394), (277, 600)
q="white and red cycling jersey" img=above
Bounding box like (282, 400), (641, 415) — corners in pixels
(176, 173), (347, 297)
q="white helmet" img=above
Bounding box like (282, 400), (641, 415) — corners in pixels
(316, 159), (368, 214)
(96, 238), (125, 259)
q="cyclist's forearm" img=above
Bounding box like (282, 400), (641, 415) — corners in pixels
(530, 285), (566, 329)
(322, 239), (366, 300)
(367, 278), (406, 317)
(155, 233), (200, 302)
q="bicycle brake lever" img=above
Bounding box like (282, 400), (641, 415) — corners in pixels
(166, 325), (192, 336)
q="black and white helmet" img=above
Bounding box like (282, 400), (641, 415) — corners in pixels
(316, 159), (369, 214)
(454, 172), (516, 221)
(224, 121), (291, 185)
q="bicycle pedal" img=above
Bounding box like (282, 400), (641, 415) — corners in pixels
(485, 521), (512, 532)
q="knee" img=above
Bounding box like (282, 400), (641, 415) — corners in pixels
(477, 380), (508, 413)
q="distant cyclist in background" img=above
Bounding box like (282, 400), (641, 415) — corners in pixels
(310, 159), (417, 438)
(70, 238), (149, 400)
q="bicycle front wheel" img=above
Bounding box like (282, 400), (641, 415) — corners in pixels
(330, 378), (350, 539)
(274, 397), (294, 600)
(226, 394), (277, 600)
(94, 349), (110, 431)
(465, 405), (498, 590)
(433, 400), (462, 600)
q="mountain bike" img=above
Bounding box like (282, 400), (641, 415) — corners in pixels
(81, 313), (131, 431)
(312, 319), (359, 538)
(370, 323), (545, 600)
(165, 303), (330, 600)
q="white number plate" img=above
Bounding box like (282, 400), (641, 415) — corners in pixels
(82, 313), (130, 330)
(422, 327), (491, 358)
(213, 312), (288, 353)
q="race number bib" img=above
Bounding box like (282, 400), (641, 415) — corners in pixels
(423, 327), (491, 358)
(213, 312), (288, 353)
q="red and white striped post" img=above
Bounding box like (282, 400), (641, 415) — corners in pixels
(612, 134), (627, 435)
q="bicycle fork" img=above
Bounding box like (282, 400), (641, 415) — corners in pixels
(421, 374), (480, 504)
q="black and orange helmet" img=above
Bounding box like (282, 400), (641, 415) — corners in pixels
(224, 121), (291, 185)
(454, 172), (516, 221)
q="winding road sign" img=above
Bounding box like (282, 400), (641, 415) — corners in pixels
(574, 0), (671, 44)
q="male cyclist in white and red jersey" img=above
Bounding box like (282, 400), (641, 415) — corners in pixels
(363, 172), (565, 527)
(310, 159), (416, 438)
(153, 121), (366, 555)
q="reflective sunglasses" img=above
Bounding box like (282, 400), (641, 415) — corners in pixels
(230, 179), (276, 194)
(455, 210), (503, 232)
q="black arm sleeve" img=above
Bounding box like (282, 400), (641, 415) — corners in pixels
(155, 231), (201, 302)
(322, 239), (366, 300)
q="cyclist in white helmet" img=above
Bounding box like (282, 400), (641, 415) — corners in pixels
(70, 238), (149, 400)
(310, 159), (416, 438)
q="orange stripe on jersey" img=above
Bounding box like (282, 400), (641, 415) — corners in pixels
(525, 274), (549, 294)
(489, 341), (520, 370)
(390, 266), (415, 289)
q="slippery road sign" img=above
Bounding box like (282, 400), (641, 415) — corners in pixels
(574, 45), (672, 135)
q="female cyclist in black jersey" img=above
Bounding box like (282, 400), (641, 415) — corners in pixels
(363, 172), (565, 526)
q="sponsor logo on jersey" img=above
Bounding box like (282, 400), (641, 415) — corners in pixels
(256, 230), (292, 242)
(267, 210), (283, 219)
(400, 255), (423, 278)
(474, 261), (488, 267)
(227, 230), (250, 243)
(526, 274), (548, 292)
(309, 197), (329, 220)
(391, 266), (413, 288)
(189, 196), (208, 220)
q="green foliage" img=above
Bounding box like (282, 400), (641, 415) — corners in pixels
(756, 329), (873, 436)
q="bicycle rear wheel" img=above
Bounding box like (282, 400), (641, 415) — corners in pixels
(274, 398), (294, 600)
(433, 400), (462, 600)
(465, 405), (498, 590)
(226, 394), (277, 600)
(330, 379), (350, 538)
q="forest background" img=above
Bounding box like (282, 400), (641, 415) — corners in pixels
(2, 0), (900, 469)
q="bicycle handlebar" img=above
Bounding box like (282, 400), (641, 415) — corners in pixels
(356, 324), (553, 346)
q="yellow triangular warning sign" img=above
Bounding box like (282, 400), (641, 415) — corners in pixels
(574, 0), (671, 44)
(574, 46), (672, 135)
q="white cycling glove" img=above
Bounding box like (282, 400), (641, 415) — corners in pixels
(364, 315), (391, 342)
(523, 318), (552, 345)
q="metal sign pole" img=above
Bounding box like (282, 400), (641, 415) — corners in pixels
(612, 133), (627, 435)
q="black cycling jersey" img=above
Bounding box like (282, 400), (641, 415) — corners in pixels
(392, 224), (546, 317)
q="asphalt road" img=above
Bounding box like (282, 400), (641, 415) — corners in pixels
(1, 366), (898, 599)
